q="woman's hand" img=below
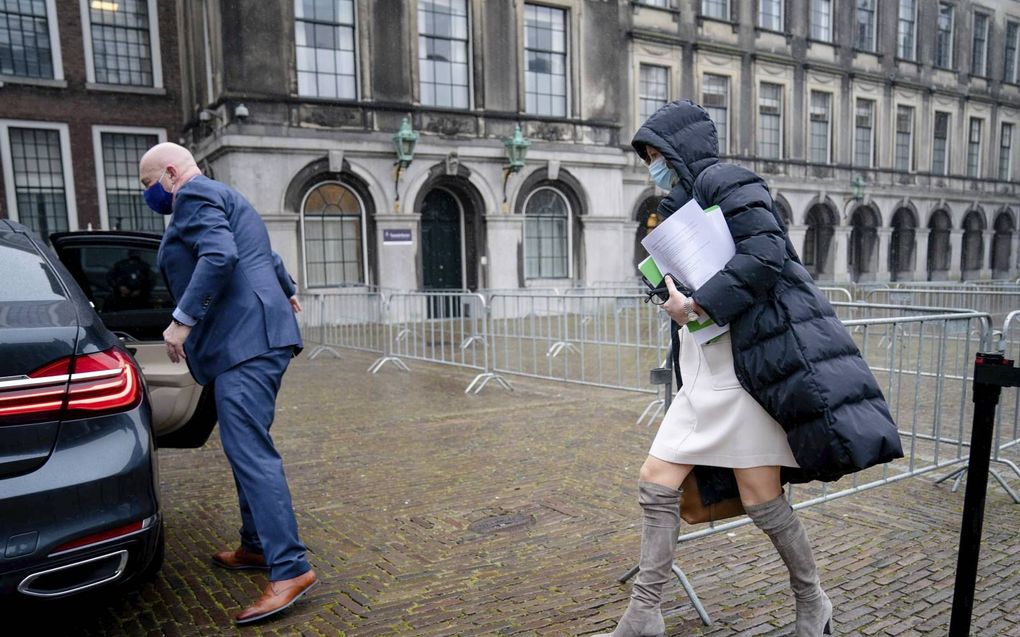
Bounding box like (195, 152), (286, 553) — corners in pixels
(660, 276), (703, 326)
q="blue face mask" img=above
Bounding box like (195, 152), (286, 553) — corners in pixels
(648, 157), (674, 190)
(144, 169), (174, 215)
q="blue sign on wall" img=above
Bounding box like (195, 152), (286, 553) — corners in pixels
(383, 228), (413, 245)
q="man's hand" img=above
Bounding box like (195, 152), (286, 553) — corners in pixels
(163, 321), (191, 363)
(660, 276), (704, 326)
(289, 295), (302, 313)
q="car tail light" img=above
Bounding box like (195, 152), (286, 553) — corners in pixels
(49, 515), (156, 557)
(0, 348), (142, 423)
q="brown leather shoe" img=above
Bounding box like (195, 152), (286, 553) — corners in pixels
(211, 547), (269, 570)
(235, 570), (318, 625)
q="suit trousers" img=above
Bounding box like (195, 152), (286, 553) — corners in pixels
(213, 346), (310, 581)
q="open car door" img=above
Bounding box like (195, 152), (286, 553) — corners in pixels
(49, 231), (216, 448)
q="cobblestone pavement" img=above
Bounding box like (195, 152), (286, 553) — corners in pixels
(9, 351), (1020, 636)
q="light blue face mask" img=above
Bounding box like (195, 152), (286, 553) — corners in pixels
(648, 157), (674, 190)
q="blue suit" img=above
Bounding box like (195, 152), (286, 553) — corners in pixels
(157, 175), (310, 581)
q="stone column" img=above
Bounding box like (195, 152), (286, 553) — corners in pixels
(832, 226), (851, 284)
(876, 227), (893, 283)
(949, 228), (964, 281)
(579, 217), (632, 286)
(787, 225), (808, 263)
(1011, 230), (1020, 279)
(375, 214), (422, 291)
(914, 228), (930, 283)
(981, 230), (995, 280)
(484, 214), (524, 290)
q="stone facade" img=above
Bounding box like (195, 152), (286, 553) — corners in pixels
(179, 0), (1020, 289)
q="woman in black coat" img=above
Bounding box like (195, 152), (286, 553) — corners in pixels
(596, 101), (903, 637)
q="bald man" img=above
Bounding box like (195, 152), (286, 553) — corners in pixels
(139, 143), (317, 625)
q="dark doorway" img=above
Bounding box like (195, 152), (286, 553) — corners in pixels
(849, 205), (880, 282)
(992, 212), (1014, 279)
(889, 208), (916, 281)
(927, 209), (951, 280)
(421, 189), (463, 318)
(804, 203), (836, 279)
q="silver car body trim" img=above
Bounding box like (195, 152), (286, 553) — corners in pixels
(17, 550), (129, 598)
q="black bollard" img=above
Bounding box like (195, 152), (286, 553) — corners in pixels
(948, 353), (1019, 636)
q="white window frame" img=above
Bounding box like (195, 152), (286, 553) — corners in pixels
(701, 0), (730, 21)
(999, 122), (1014, 182)
(972, 12), (989, 78)
(894, 104), (915, 172)
(78, 0), (164, 89)
(855, 0), (877, 52)
(91, 125), (167, 231)
(967, 117), (984, 178)
(522, 185), (573, 281)
(757, 0), (784, 31)
(757, 82), (785, 160)
(638, 63), (670, 124)
(809, 0), (833, 43)
(1005, 20), (1020, 84)
(808, 90), (833, 164)
(0, 0), (65, 82)
(935, 2), (955, 69)
(0, 120), (78, 232)
(417, 0), (473, 110)
(854, 98), (876, 168)
(932, 110), (952, 175)
(299, 180), (369, 289)
(522, 3), (571, 118)
(897, 0), (918, 61)
(701, 73), (731, 155)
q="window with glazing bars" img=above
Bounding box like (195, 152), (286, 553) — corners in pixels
(88, 0), (153, 86)
(758, 0), (782, 31)
(1000, 123), (1013, 182)
(855, 0), (876, 51)
(810, 0), (832, 42)
(897, 0), (916, 60)
(640, 0), (670, 6)
(295, 0), (356, 99)
(702, 74), (729, 154)
(419, 0), (469, 109)
(895, 106), (914, 172)
(639, 64), (668, 123)
(524, 188), (569, 279)
(100, 132), (162, 233)
(302, 182), (364, 286)
(0, 0), (54, 78)
(757, 83), (782, 159)
(809, 91), (831, 164)
(935, 3), (954, 68)
(932, 112), (950, 175)
(854, 99), (874, 168)
(9, 127), (68, 239)
(524, 4), (567, 117)
(967, 118), (983, 178)
(701, 0), (729, 20)
(1006, 22), (1019, 84)
(972, 13), (989, 77)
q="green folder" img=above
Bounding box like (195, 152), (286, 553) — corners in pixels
(638, 255), (664, 286)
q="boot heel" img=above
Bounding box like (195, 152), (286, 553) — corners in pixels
(823, 619), (832, 634)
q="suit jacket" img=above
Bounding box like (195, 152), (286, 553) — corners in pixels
(157, 175), (302, 385)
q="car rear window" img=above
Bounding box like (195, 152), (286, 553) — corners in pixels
(0, 234), (67, 302)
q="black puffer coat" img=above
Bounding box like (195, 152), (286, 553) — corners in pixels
(633, 100), (903, 504)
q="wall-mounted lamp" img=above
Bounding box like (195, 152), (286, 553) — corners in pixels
(502, 125), (531, 204)
(851, 175), (865, 201)
(392, 117), (418, 205)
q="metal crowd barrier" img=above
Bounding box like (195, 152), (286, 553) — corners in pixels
(297, 290), (385, 360)
(865, 288), (1020, 326)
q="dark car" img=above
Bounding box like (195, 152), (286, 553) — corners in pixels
(0, 221), (216, 599)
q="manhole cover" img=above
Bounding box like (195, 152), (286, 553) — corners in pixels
(468, 512), (534, 534)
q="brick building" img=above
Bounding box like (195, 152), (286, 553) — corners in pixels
(0, 0), (180, 240)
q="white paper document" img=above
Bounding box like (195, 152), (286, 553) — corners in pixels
(641, 199), (736, 345)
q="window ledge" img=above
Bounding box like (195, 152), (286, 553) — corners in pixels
(630, 1), (680, 16)
(86, 82), (166, 96)
(852, 48), (883, 61)
(697, 15), (739, 33)
(0, 75), (67, 89)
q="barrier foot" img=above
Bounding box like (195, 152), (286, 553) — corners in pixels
(465, 372), (514, 395)
(616, 562), (710, 626)
(307, 345), (342, 360)
(636, 399), (664, 427)
(368, 356), (410, 374)
(936, 463), (1020, 503)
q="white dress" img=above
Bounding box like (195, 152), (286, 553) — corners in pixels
(649, 327), (799, 468)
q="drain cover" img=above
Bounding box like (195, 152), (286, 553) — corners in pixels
(468, 512), (534, 534)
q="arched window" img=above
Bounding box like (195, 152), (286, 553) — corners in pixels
(524, 186), (570, 279)
(961, 210), (985, 275)
(889, 208), (916, 280)
(927, 210), (952, 276)
(301, 181), (366, 287)
(992, 211), (1015, 278)
(803, 203), (836, 278)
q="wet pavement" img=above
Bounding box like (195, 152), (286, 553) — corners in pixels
(8, 350), (1020, 636)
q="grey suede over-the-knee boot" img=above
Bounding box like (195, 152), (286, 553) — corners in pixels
(745, 494), (833, 636)
(594, 481), (681, 637)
